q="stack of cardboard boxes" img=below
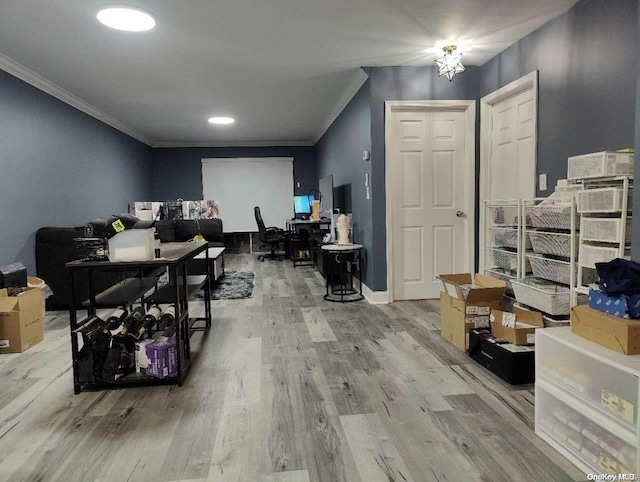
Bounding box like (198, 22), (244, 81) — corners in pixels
(438, 273), (543, 384)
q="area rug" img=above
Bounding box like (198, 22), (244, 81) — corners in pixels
(195, 270), (255, 300)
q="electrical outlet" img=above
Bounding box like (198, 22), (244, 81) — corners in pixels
(539, 174), (547, 191)
(296, 181), (301, 188)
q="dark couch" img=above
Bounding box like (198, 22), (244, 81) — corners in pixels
(36, 218), (224, 309)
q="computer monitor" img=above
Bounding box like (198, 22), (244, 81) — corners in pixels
(293, 194), (313, 216)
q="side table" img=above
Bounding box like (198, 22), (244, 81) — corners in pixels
(321, 244), (364, 302)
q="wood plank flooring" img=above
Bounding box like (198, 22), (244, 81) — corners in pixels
(0, 254), (585, 481)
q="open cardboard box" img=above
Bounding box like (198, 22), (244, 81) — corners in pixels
(491, 308), (543, 345)
(0, 287), (44, 354)
(438, 274), (506, 351)
(571, 304), (640, 355)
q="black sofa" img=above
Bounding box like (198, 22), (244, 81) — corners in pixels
(36, 218), (224, 309)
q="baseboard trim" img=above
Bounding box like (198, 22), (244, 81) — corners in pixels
(356, 277), (389, 304)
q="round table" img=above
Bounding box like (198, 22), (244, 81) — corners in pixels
(321, 244), (364, 302)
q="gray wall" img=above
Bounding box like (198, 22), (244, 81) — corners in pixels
(356, 0), (638, 292)
(151, 146), (316, 203)
(0, 69), (153, 274)
(479, 0), (637, 197)
(316, 80), (372, 286)
(366, 66), (481, 291)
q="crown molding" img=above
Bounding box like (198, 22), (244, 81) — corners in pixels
(153, 140), (315, 148)
(0, 52), (154, 146)
(311, 67), (369, 144)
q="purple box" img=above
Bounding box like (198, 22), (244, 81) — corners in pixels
(145, 336), (177, 379)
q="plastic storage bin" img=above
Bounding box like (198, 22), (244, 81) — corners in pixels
(528, 205), (574, 230)
(529, 232), (574, 258)
(490, 249), (531, 272)
(536, 381), (637, 475)
(567, 151), (634, 180)
(108, 229), (155, 262)
(529, 256), (573, 285)
(537, 330), (639, 432)
(580, 244), (631, 269)
(491, 228), (532, 250)
(511, 280), (571, 315)
(490, 205), (520, 226)
(577, 187), (632, 213)
(582, 217), (632, 243)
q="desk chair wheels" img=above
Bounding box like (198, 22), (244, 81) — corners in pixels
(258, 243), (284, 261)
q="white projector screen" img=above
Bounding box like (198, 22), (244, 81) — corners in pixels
(202, 157), (294, 232)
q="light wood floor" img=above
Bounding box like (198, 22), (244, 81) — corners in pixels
(0, 254), (585, 481)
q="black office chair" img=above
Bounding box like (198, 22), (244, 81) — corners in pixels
(254, 206), (285, 261)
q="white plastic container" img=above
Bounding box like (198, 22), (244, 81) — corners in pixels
(511, 280), (571, 315)
(567, 151), (634, 180)
(108, 229), (155, 262)
(580, 244), (631, 269)
(537, 330), (639, 432)
(577, 187), (632, 213)
(582, 217), (632, 243)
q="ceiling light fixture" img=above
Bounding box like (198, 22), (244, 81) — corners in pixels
(97, 7), (156, 32)
(208, 116), (235, 125)
(435, 45), (465, 81)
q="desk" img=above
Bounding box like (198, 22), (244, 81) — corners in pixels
(286, 218), (332, 233)
(321, 244), (364, 302)
(286, 219), (331, 267)
(66, 242), (211, 393)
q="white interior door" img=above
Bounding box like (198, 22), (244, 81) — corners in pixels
(488, 88), (536, 199)
(388, 109), (469, 300)
(481, 72), (537, 203)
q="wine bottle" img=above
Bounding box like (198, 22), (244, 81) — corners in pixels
(105, 307), (128, 331)
(122, 306), (145, 336)
(137, 305), (162, 337)
(159, 304), (176, 330)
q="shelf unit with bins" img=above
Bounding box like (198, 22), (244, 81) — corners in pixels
(481, 199), (527, 288)
(573, 176), (633, 303)
(511, 197), (577, 319)
(536, 327), (640, 478)
(66, 242), (212, 394)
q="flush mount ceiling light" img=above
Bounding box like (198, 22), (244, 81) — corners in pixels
(435, 45), (465, 81)
(208, 116), (235, 125)
(97, 6), (156, 32)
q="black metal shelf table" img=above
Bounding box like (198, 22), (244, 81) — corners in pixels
(321, 244), (364, 302)
(66, 242), (211, 394)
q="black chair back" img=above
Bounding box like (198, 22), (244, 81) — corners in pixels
(254, 206), (266, 235)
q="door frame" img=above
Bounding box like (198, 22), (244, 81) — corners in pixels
(385, 100), (476, 302)
(478, 71), (538, 273)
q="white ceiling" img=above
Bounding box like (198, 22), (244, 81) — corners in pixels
(0, 0), (578, 147)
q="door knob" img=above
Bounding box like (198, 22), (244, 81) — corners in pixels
(456, 211), (465, 218)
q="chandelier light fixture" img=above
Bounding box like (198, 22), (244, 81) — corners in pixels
(435, 45), (465, 81)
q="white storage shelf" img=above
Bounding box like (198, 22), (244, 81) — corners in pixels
(529, 231), (574, 258)
(536, 328), (640, 478)
(490, 227), (532, 250)
(488, 248), (531, 272)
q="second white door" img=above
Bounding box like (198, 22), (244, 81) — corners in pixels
(388, 107), (470, 300)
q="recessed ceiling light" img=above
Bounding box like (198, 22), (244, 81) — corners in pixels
(97, 7), (156, 32)
(208, 117), (235, 125)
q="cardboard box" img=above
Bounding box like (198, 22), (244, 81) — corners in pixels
(146, 336), (178, 379)
(571, 304), (640, 355)
(0, 287), (44, 353)
(438, 274), (506, 351)
(491, 308), (544, 345)
(468, 329), (535, 384)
